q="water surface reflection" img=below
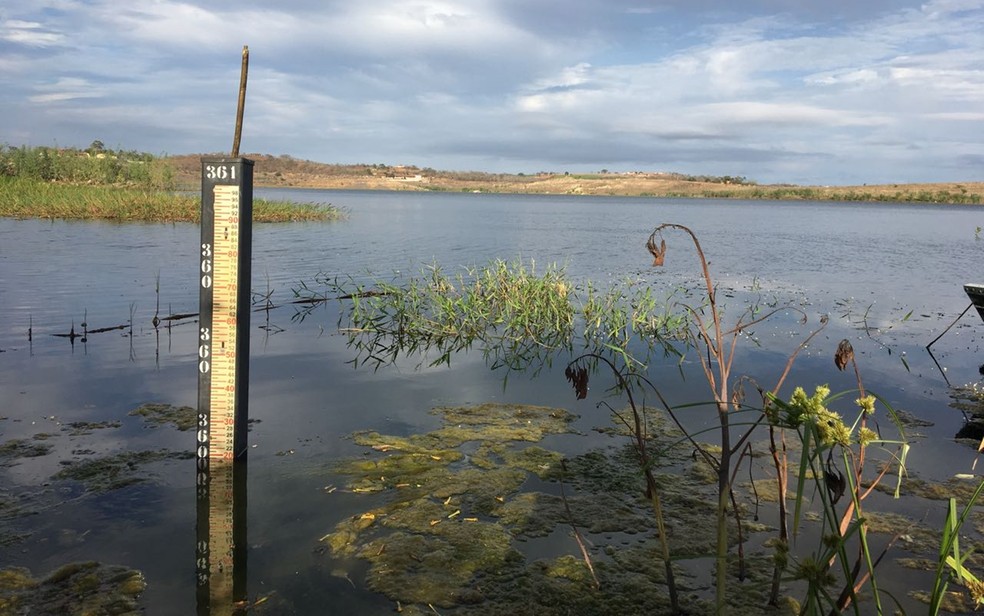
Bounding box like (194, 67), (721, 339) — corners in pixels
(1, 192), (983, 613)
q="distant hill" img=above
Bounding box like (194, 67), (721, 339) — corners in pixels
(165, 153), (984, 204)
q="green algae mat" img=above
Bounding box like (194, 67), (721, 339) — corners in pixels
(318, 402), (726, 615)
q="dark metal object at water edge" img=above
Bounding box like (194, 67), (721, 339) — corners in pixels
(924, 284), (984, 378)
(966, 283), (984, 323)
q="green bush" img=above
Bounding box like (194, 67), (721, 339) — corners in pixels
(0, 144), (175, 190)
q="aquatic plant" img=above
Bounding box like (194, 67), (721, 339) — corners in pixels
(52, 449), (194, 492)
(566, 353), (680, 610)
(0, 561), (145, 615)
(317, 224), (946, 614)
(129, 402), (197, 431)
(320, 226), (808, 612)
(319, 403), (582, 607)
(767, 378), (909, 613)
(0, 439), (53, 465)
(929, 479), (984, 613)
(637, 224), (831, 614)
(302, 259), (687, 372)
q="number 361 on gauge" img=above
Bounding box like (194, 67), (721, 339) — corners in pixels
(205, 165), (237, 181)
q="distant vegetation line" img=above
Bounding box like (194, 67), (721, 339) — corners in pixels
(169, 152), (984, 204)
(2, 142), (983, 207)
(0, 144), (343, 222)
(166, 152), (756, 189)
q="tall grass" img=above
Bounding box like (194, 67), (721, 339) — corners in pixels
(299, 260), (688, 371)
(0, 145), (344, 222)
(0, 176), (342, 223)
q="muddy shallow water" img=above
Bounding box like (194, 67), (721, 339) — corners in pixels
(0, 191), (983, 614)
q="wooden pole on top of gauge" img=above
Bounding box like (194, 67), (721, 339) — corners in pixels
(197, 45), (253, 464)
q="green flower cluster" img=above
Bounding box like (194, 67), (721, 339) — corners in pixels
(856, 394), (876, 415)
(784, 385), (852, 447)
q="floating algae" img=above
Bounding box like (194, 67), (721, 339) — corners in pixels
(430, 402), (575, 445)
(64, 421), (121, 436)
(128, 402), (197, 431)
(0, 561), (145, 615)
(319, 394), (984, 613)
(318, 402), (764, 613)
(0, 439), (52, 465)
(321, 403), (580, 607)
(53, 449), (193, 492)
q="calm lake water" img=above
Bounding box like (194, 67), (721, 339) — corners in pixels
(0, 190), (982, 614)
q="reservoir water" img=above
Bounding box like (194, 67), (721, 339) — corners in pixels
(0, 190), (982, 614)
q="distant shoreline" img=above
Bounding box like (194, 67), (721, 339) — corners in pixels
(255, 178), (984, 205)
(245, 175), (984, 204)
(166, 154), (984, 204)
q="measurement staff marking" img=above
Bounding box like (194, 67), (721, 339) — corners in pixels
(207, 184), (239, 608)
(209, 185), (240, 463)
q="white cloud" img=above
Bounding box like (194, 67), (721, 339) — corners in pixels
(0, 19), (64, 46)
(806, 69), (881, 86)
(703, 101), (893, 128)
(925, 111), (984, 120)
(28, 77), (104, 103)
(1, 0), (982, 183)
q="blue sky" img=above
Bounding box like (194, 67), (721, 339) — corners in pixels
(2, 0), (983, 184)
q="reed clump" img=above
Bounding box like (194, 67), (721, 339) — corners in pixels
(0, 176), (341, 222)
(299, 260), (688, 370)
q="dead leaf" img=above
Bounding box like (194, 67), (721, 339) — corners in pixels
(835, 339), (854, 371)
(565, 365), (589, 400)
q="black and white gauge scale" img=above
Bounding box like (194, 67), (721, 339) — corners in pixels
(196, 157), (252, 614)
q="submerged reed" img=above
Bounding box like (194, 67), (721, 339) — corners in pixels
(302, 259), (688, 371)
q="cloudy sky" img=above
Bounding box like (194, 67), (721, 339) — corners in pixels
(2, 0), (983, 184)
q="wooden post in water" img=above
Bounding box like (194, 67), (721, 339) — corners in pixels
(232, 46), (249, 158)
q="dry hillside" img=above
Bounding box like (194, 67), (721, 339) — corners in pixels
(167, 153), (984, 203)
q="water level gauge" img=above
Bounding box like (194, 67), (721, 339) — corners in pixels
(196, 156), (253, 615)
(197, 157), (253, 461)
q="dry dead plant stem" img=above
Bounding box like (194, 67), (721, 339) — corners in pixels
(648, 223), (823, 615)
(570, 352), (680, 612)
(558, 460), (601, 590)
(648, 223), (739, 615)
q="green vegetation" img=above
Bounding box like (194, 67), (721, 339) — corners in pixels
(0, 438), (52, 465)
(0, 144), (344, 222)
(129, 402), (197, 431)
(296, 260), (688, 371)
(0, 562), (145, 615)
(321, 403), (744, 614)
(317, 225), (983, 614)
(929, 481), (984, 613)
(665, 186), (984, 204)
(1, 142), (172, 188)
(52, 449), (194, 492)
